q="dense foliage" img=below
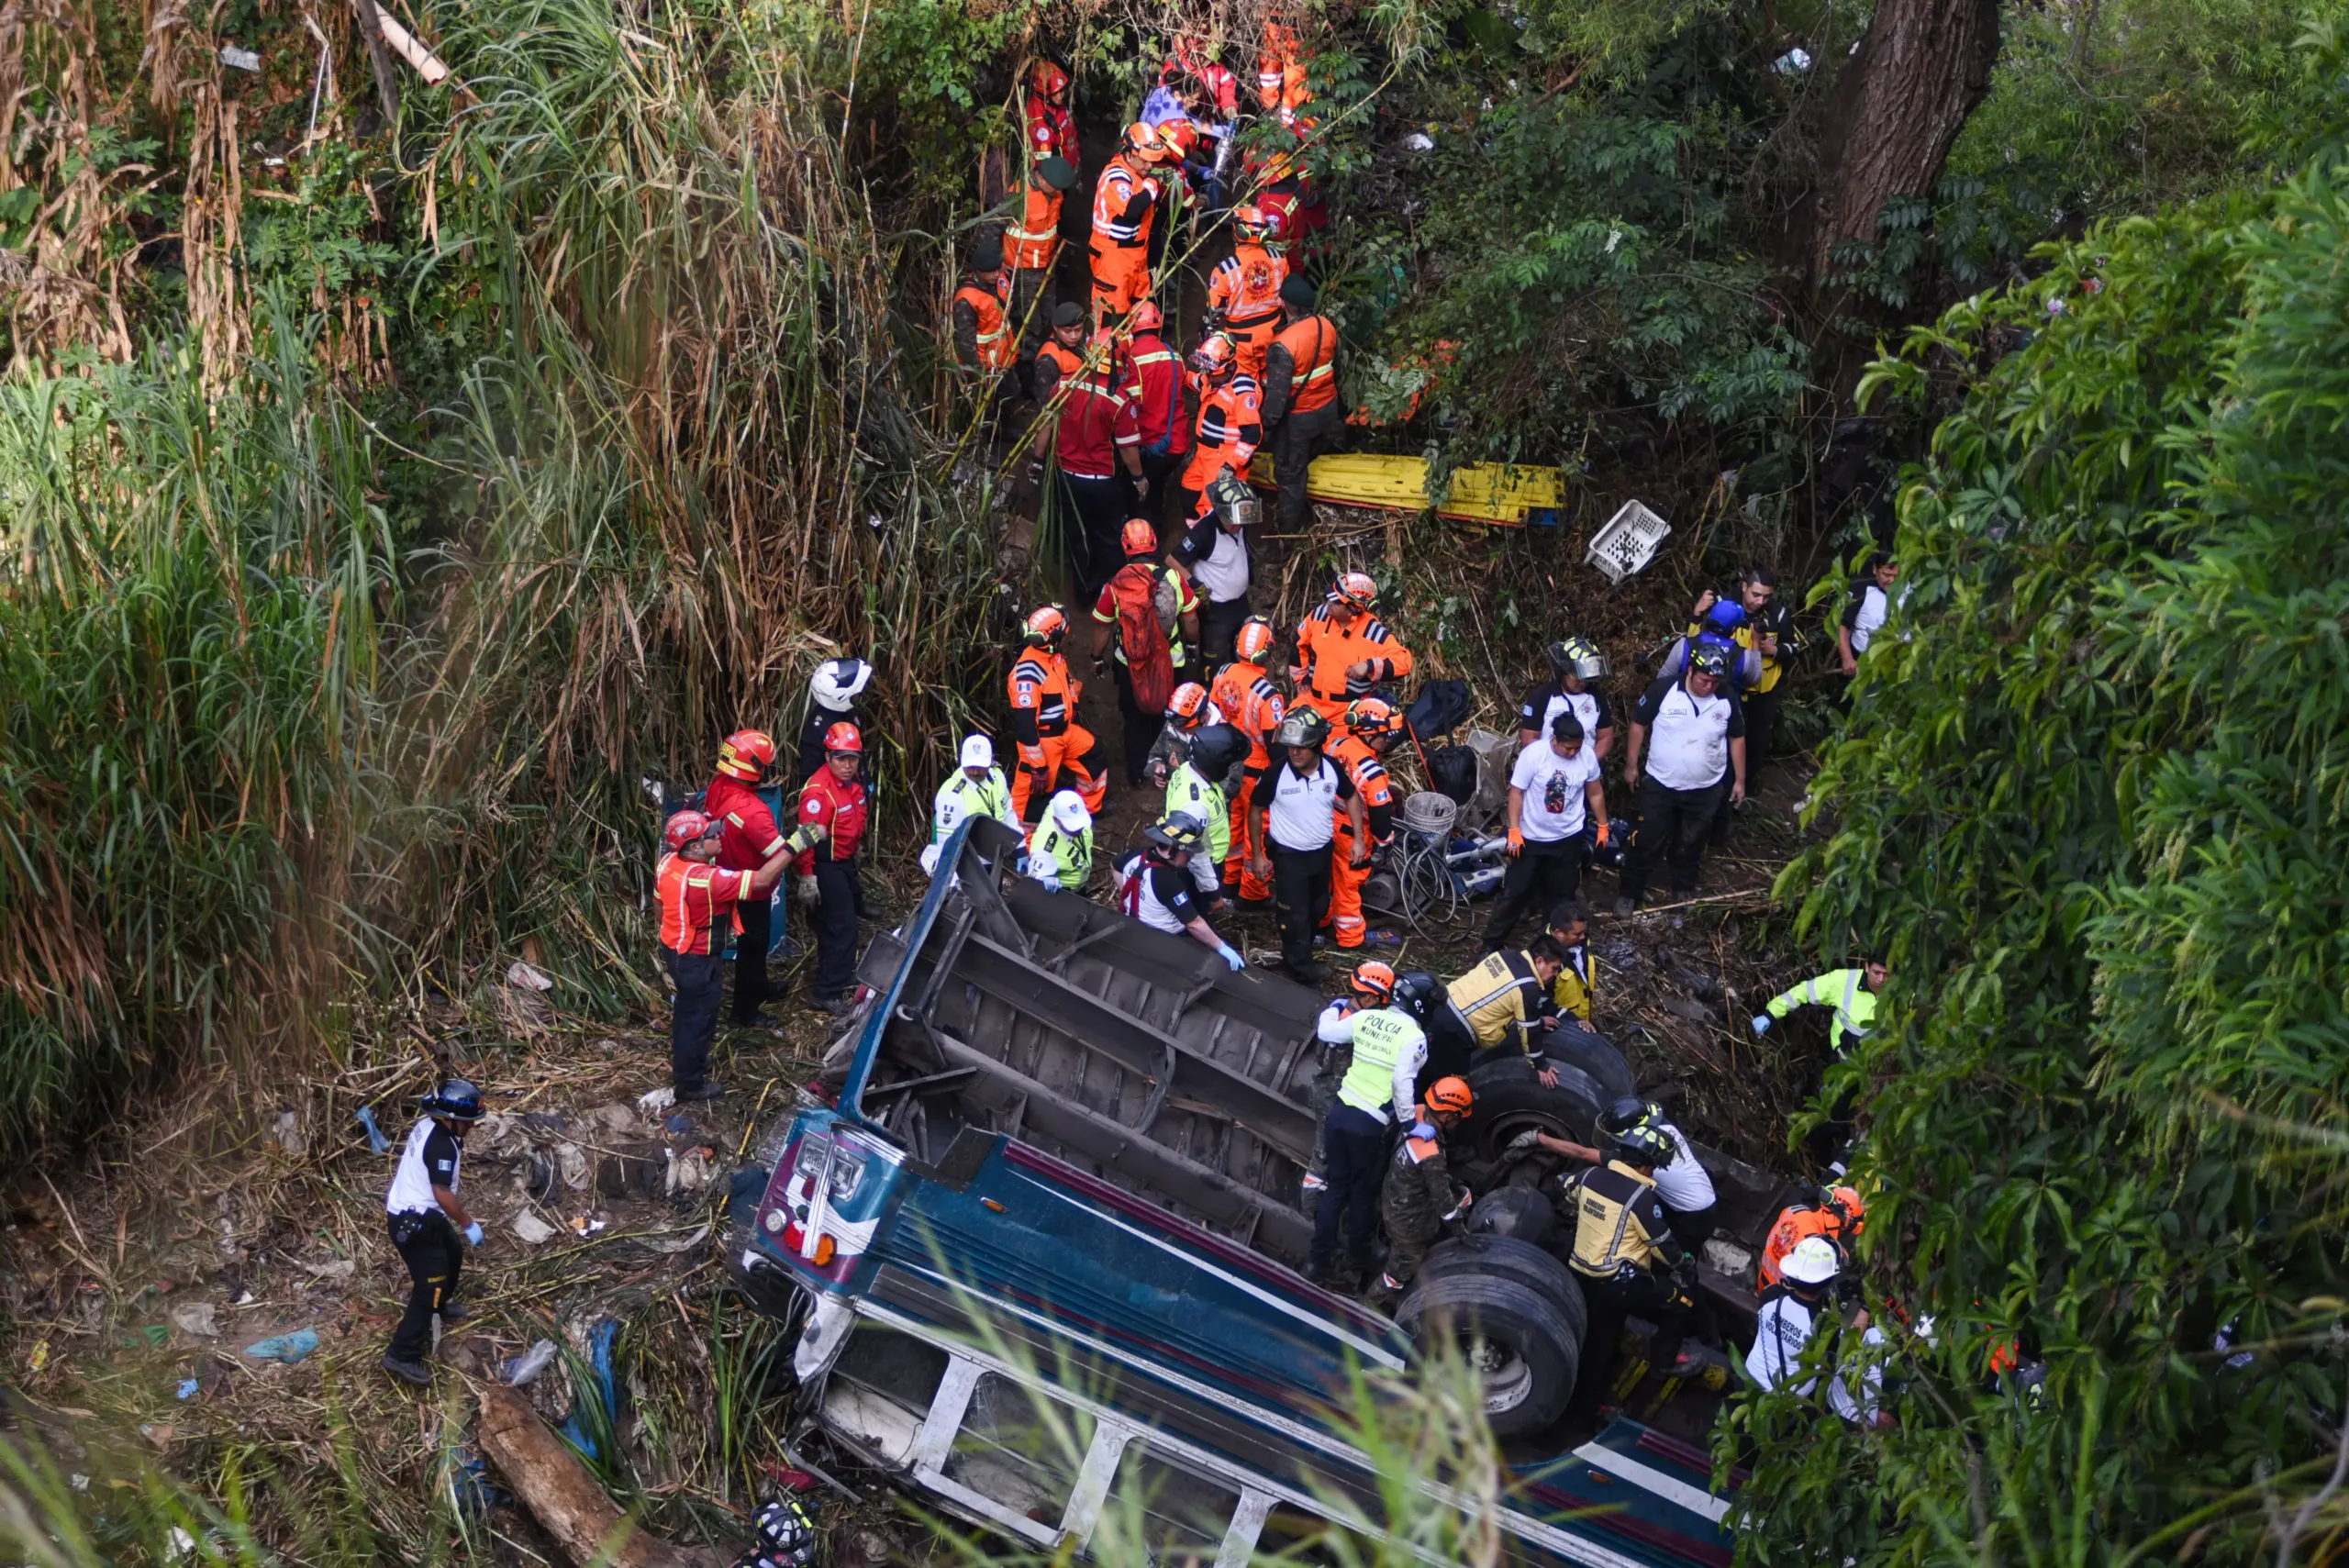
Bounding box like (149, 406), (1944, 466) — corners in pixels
(1731, 75), (2349, 1559)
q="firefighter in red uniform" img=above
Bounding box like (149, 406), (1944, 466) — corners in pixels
(1022, 60), (1076, 164)
(1032, 304), (1147, 595)
(1205, 206), (1288, 378)
(657, 808), (818, 1097)
(797, 723), (871, 1016)
(1328, 697), (1401, 949)
(1209, 615), (1286, 904)
(1008, 605), (1109, 826)
(705, 729), (792, 1025)
(1124, 301), (1191, 517)
(1293, 571), (1415, 723)
(1169, 332), (1262, 528)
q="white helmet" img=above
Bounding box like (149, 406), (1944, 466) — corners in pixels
(1048, 791), (1092, 835)
(810, 657), (873, 714)
(1782, 1235), (1841, 1286)
(919, 842), (943, 876)
(959, 733), (995, 771)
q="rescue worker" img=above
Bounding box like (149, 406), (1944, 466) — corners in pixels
(1021, 59), (1076, 164)
(1171, 473), (1258, 666)
(1205, 205), (1289, 377)
(1247, 708), (1367, 984)
(1839, 552), (1900, 677)
(1753, 957), (1887, 1171)
(1303, 961), (1400, 1194)
(1090, 121), (1171, 323)
(658, 809), (815, 1095)
(797, 723), (870, 1016)
(1125, 301), (1192, 511)
(381, 1078), (486, 1385)
(1146, 681), (1226, 788)
(1747, 1236), (1887, 1422)
(1543, 900), (1600, 1031)
(1170, 332), (1263, 527)
(1025, 790), (1095, 892)
(1257, 15), (1307, 113)
(1008, 605), (1108, 826)
(731, 1498), (820, 1568)
(1375, 1076), (1476, 1298)
(1004, 156), (1079, 361)
(1211, 615), (1286, 904)
(951, 234), (1016, 377)
(799, 656), (874, 785)
(1292, 572), (1413, 724)
(1517, 637), (1616, 760)
(1327, 696), (1400, 950)
(1616, 645), (1744, 916)
(1260, 275), (1341, 535)
(1758, 1184), (1867, 1289)
(1163, 722), (1243, 904)
(1033, 306), (1146, 595)
(1306, 968), (1425, 1288)
(1486, 712), (1609, 949)
(1091, 517), (1201, 785)
(707, 728), (790, 1025)
(1691, 566), (1794, 769)
(1114, 813), (1246, 968)
(926, 734), (1017, 873)
(1524, 1096), (1718, 1246)
(1563, 1121), (1705, 1422)
(1430, 940), (1567, 1085)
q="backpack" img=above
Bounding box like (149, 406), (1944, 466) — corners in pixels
(1110, 563), (1177, 715)
(1427, 744), (1477, 806)
(1404, 678), (1472, 743)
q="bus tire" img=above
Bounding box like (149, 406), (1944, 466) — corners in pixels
(1419, 1233), (1588, 1342)
(1398, 1268), (1581, 1438)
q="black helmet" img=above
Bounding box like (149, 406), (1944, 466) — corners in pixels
(1207, 473), (1261, 531)
(1275, 709), (1330, 750)
(753, 1497), (817, 1562)
(1144, 812), (1208, 852)
(1390, 970), (1440, 1021)
(1689, 645), (1731, 679)
(423, 1078), (485, 1122)
(1545, 637), (1610, 682)
(1184, 722), (1246, 780)
(1598, 1095), (1655, 1139)
(1608, 1122), (1674, 1167)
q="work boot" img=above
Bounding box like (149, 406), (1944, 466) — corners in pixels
(1610, 896), (1635, 919)
(1285, 959), (1331, 985)
(1306, 1259), (1357, 1293)
(437, 1299), (470, 1327)
(674, 1081), (726, 1102)
(381, 1352), (433, 1387)
(809, 995), (849, 1018)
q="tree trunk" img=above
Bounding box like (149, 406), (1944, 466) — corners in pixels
(1804, 0), (2003, 280)
(476, 1385), (729, 1568)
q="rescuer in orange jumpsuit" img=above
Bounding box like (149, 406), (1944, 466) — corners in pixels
(1169, 332), (1263, 530)
(1008, 605), (1108, 825)
(1205, 204), (1289, 379)
(1210, 615), (1286, 904)
(1326, 696), (1400, 949)
(1293, 572), (1415, 723)
(1091, 122), (1175, 324)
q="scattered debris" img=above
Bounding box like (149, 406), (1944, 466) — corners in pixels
(504, 1340), (558, 1386)
(175, 1379), (199, 1400)
(298, 1258), (357, 1283)
(270, 1108), (306, 1157)
(507, 960), (555, 992)
(636, 1086), (677, 1116)
(167, 1304), (219, 1340)
(218, 44), (261, 71)
(355, 1105), (391, 1153)
(511, 1209), (559, 1244)
(242, 1329), (319, 1365)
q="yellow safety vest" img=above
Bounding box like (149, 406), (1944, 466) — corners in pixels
(1165, 762), (1230, 863)
(1338, 1007), (1424, 1119)
(1566, 1162), (1672, 1278)
(1031, 821), (1093, 891)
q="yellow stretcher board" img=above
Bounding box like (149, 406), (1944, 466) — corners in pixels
(1245, 452), (1565, 527)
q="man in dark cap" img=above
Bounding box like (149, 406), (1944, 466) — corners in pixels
(1006, 155), (1080, 366)
(952, 234), (1019, 445)
(1261, 274), (1341, 535)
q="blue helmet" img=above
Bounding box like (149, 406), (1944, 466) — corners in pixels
(422, 1078), (485, 1122)
(1704, 598), (1746, 634)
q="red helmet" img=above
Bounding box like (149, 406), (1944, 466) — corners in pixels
(1166, 682), (1210, 725)
(1424, 1076), (1474, 1117)
(823, 721), (863, 755)
(1234, 616), (1276, 662)
(663, 809), (718, 852)
(717, 728), (777, 782)
(1157, 119), (1200, 161)
(1023, 605), (1068, 647)
(1128, 300), (1163, 334)
(1351, 961), (1397, 1004)
(1190, 332), (1237, 379)
(1120, 517), (1158, 557)
(1027, 60), (1068, 99)
(1234, 204), (1276, 243)
(1334, 571), (1378, 610)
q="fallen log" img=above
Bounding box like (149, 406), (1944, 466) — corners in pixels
(476, 1383), (729, 1568)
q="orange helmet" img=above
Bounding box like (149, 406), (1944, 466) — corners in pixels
(717, 728), (777, 782)
(1345, 696), (1399, 740)
(1166, 682), (1210, 725)
(1027, 60), (1068, 99)
(1424, 1076), (1474, 1117)
(1156, 119), (1200, 161)
(1334, 571), (1379, 610)
(1121, 120), (1166, 161)
(823, 721), (863, 755)
(1234, 616), (1276, 662)
(1120, 517), (1158, 557)
(1023, 605), (1068, 647)
(1128, 300), (1163, 334)
(1190, 332), (1238, 379)
(1234, 204), (1276, 243)
(1350, 961), (1396, 1004)
(1827, 1185), (1866, 1233)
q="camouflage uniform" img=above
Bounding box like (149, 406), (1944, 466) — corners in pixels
(1380, 1122), (1463, 1286)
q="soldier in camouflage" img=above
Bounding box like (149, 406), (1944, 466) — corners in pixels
(1375, 1075), (1475, 1297)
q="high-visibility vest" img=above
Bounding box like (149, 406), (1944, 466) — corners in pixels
(953, 279), (1014, 369)
(1565, 1162), (1673, 1278)
(1274, 314), (1338, 414)
(1339, 1007), (1424, 1118)
(1005, 184), (1063, 272)
(1766, 969), (1879, 1050)
(1030, 820), (1093, 890)
(1164, 762), (1230, 863)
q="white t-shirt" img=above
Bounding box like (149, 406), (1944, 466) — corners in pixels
(1646, 1120), (1718, 1212)
(385, 1118), (461, 1217)
(1255, 757), (1353, 851)
(1193, 526), (1250, 604)
(1746, 1292), (1821, 1392)
(1851, 584), (1889, 652)
(1508, 741), (1601, 841)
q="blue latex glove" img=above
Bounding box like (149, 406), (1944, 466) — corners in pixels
(1409, 1121), (1437, 1140)
(463, 1220), (485, 1247)
(1216, 942), (1245, 972)
(1751, 1013), (1772, 1036)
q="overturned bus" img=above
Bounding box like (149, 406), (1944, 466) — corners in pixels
(733, 817), (1797, 1566)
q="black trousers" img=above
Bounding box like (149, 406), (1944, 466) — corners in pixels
(1742, 684), (1782, 772)
(1199, 595), (1251, 671)
(729, 894), (772, 1023)
(1140, 447), (1181, 527)
(1483, 837), (1584, 948)
(1665, 1202), (1717, 1249)
(812, 854), (863, 1002)
(1421, 1005), (1478, 1096)
(1570, 1270), (1693, 1419)
(1619, 775), (1728, 903)
(1271, 403), (1342, 532)
(667, 945), (725, 1089)
(387, 1209), (461, 1362)
(1112, 661), (1159, 786)
(1055, 472), (1134, 599)
(1269, 839), (1333, 971)
(1309, 1116), (1386, 1271)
